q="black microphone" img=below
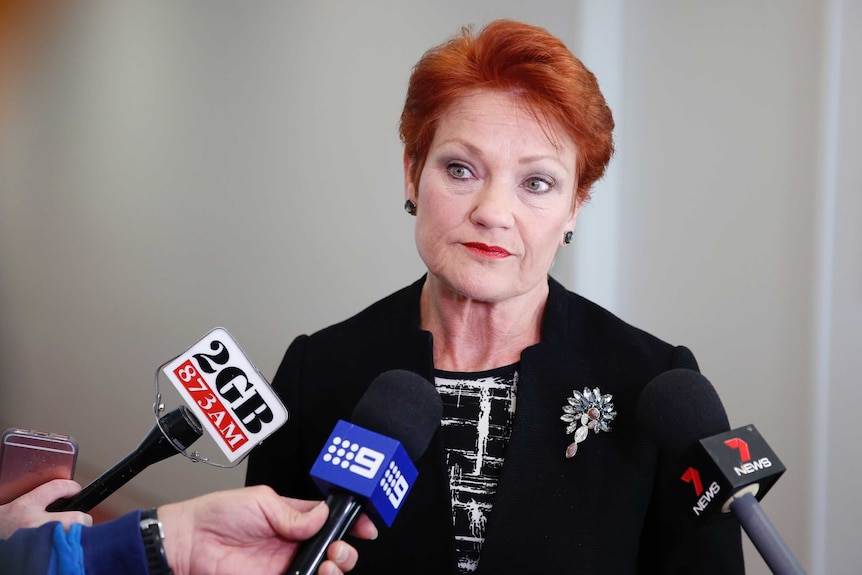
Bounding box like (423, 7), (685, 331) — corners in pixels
(47, 405), (203, 512)
(636, 368), (805, 575)
(287, 369), (443, 575)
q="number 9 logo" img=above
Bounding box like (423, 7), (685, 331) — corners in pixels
(349, 447), (385, 479)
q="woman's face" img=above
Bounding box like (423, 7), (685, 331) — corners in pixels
(405, 90), (580, 304)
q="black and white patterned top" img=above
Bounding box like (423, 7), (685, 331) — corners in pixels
(434, 364), (518, 573)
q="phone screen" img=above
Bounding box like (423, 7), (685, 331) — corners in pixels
(0, 429), (78, 505)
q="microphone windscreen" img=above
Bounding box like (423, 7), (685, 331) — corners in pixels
(159, 405), (204, 451)
(636, 368), (731, 460)
(351, 369), (442, 461)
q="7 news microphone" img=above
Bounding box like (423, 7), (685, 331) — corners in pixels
(637, 368), (806, 575)
(47, 405), (203, 513)
(287, 369), (443, 575)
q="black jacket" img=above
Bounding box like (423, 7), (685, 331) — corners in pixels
(246, 276), (745, 574)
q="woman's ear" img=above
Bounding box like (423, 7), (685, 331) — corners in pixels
(403, 150), (417, 204)
(566, 190), (585, 231)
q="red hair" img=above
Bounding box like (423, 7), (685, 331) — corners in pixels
(399, 19), (614, 204)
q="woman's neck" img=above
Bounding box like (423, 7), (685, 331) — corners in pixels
(420, 276), (547, 372)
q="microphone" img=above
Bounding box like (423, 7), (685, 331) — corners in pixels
(47, 405), (203, 512)
(287, 369), (443, 575)
(637, 368), (805, 575)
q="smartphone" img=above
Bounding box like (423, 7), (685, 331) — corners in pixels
(0, 428), (78, 505)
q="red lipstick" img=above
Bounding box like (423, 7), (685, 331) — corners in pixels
(463, 242), (511, 258)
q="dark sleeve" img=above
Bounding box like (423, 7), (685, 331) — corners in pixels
(246, 334), (320, 499)
(0, 521), (56, 575)
(0, 511), (148, 575)
(80, 510), (148, 575)
(638, 345), (747, 574)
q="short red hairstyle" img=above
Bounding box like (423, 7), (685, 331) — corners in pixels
(399, 19), (614, 204)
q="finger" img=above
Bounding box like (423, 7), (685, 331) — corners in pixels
(348, 513), (378, 541)
(326, 540), (358, 572)
(319, 547), (358, 575)
(269, 498), (329, 541)
(21, 479), (83, 506)
(316, 562), (343, 575)
(54, 512), (93, 530)
(281, 497), (377, 540)
(280, 496), (324, 513)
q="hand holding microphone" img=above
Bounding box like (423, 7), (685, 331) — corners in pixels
(288, 369), (443, 575)
(637, 368), (805, 575)
(157, 486), (378, 575)
(45, 327), (287, 514)
(47, 405), (203, 513)
(0, 480), (92, 539)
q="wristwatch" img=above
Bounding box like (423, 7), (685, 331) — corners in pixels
(140, 508), (174, 575)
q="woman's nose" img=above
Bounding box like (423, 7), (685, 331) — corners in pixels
(469, 178), (515, 229)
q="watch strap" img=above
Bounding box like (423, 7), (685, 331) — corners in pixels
(140, 508), (174, 575)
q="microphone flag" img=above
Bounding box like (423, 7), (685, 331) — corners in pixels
(309, 420), (418, 528)
(161, 327), (288, 463)
(679, 424), (785, 525)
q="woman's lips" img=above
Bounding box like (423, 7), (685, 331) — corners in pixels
(463, 242), (511, 258)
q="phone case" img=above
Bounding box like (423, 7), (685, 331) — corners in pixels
(0, 428), (78, 505)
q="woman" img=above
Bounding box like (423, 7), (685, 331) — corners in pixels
(247, 19), (744, 574)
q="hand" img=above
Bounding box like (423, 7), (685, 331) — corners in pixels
(159, 485), (378, 575)
(0, 479), (93, 539)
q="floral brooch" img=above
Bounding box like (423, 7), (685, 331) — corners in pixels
(561, 387), (617, 458)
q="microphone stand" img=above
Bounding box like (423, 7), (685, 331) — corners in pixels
(729, 492), (806, 575)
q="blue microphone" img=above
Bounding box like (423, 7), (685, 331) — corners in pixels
(308, 420), (418, 528)
(287, 369), (442, 575)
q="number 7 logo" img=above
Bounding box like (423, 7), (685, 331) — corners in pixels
(681, 467), (704, 496)
(724, 437), (751, 462)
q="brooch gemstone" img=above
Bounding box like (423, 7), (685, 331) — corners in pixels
(561, 387), (617, 458)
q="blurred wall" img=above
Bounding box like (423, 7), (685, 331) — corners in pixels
(619, 3), (822, 572)
(1, 1), (858, 574)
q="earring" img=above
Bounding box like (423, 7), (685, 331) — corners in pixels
(404, 199), (417, 215)
(563, 231), (574, 244)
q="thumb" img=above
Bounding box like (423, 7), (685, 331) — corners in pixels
(271, 499), (329, 542)
(23, 479), (83, 506)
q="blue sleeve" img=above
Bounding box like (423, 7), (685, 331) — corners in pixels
(0, 521), (58, 575)
(47, 523), (84, 574)
(79, 510), (149, 575)
(0, 511), (149, 575)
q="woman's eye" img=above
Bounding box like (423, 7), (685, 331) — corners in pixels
(447, 163), (473, 179)
(524, 177), (552, 193)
